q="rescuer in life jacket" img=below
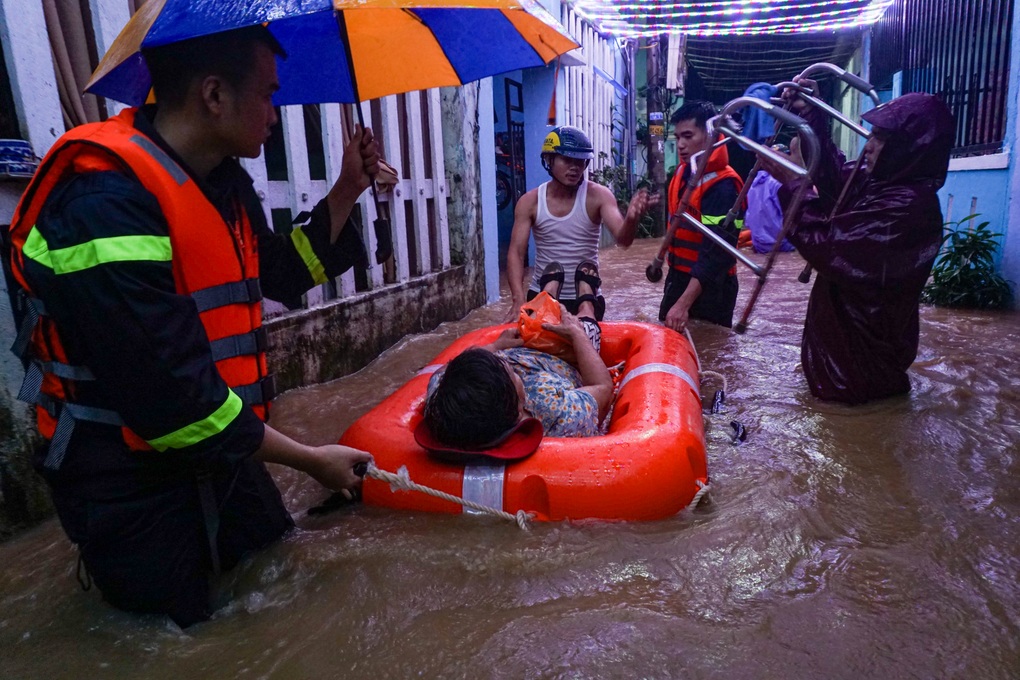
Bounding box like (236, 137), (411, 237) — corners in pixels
(5, 25), (376, 627)
(659, 101), (745, 332)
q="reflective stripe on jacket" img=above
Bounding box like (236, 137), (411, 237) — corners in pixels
(666, 143), (744, 275)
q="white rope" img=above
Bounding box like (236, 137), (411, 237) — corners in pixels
(684, 327), (702, 372)
(684, 327), (728, 395)
(700, 370), (728, 395)
(369, 462), (707, 524)
(366, 463), (532, 530)
(687, 479), (711, 512)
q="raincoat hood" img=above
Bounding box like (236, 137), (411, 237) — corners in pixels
(862, 92), (954, 188)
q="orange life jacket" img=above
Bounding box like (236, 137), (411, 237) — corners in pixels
(666, 143), (743, 275)
(8, 108), (271, 456)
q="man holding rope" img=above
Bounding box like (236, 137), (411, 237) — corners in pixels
(7, 26), (374, 626)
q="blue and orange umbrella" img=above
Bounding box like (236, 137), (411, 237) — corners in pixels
(86, 0), (580, 106)
(85, 0), (577, 265)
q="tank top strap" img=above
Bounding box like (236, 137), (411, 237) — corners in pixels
(537, 182), (550, 224)
(570, 179), (589, 222)
(570, 180), (599, 229)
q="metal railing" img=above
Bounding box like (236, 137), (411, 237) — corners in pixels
(872, 0), (1013, 156)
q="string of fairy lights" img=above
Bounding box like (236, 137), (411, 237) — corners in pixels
(568, 0), (896, 38)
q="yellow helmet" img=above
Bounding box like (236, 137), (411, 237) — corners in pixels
(541, 126), (594, 159)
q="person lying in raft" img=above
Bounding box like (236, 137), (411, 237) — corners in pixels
(417, 261), (612, 459)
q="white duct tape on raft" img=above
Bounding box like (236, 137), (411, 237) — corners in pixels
(618, 362), (698, 393)
(462, 464), (505, 515)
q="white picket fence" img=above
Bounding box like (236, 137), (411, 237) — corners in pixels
(561, 6), (620, 172)
(0, 0), (452, 321)
(241, 94), (451, 317)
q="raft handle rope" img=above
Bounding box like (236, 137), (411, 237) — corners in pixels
(688, 479), (711, 512)
(367, 464), (532, 530)
(309, 462), (532, 530)
(684, 328), (728, 409)
(315, 463), (707, 524)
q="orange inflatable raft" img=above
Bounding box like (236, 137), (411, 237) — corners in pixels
(339, 321), (708, 521)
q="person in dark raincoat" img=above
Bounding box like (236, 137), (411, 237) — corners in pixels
(771, 84), (954, 404)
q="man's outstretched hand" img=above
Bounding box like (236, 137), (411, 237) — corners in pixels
(627, 188), (660, 221)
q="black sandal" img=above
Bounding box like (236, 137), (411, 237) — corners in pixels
(538, 261), (565, 299)
(574, 260), (602, 299)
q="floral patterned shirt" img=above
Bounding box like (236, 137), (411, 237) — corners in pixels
(497, 348), (599, 438)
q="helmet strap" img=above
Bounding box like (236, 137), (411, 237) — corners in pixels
(541, 153), (553, 175)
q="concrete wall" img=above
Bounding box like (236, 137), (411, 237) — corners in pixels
(938, 155), (1012, 241)
(0, 180), (51, 538)
(267, 267), (482, 390)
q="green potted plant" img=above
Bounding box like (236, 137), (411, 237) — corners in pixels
(922, 215), (1014, 309)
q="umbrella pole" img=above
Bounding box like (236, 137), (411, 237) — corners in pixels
(354, 104), (393, 264)
(338, 10), (392, 264)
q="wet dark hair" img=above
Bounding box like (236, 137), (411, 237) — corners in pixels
(423, 348), (519, 448)
(142, 25), (287, 110)
(670, 100), (717, 130)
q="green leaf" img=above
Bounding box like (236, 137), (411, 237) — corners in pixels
(923, 213), (1014, 309)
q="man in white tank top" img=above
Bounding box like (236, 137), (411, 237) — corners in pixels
(504, 126), (657, 322)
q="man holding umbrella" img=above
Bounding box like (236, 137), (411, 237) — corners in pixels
(7, 26), (376, 626)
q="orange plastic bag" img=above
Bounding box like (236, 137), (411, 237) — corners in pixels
(517, 291), (574, 360)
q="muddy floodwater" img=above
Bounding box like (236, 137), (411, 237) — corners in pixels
(1, 239), (1018, 678)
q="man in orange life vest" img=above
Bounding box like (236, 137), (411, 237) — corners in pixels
(5, 26), (375, 627)
(659, 101), (744, 332)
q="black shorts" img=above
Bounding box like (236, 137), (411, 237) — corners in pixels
(657, 269), (738, 328)
(526, 289), (606, 321)
(46, 446), (293, 628)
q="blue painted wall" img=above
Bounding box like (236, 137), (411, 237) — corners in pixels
(493, 68), (526, 270)
(937, 166), (1011, 247)
(523, 64), (558, 192)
